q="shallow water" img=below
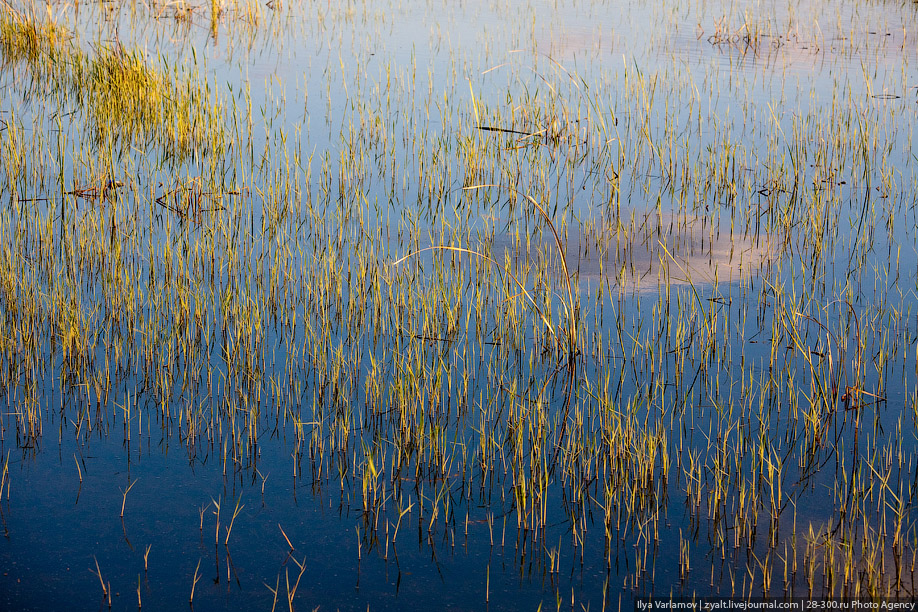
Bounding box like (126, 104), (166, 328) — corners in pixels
(1, 0), (918, 609)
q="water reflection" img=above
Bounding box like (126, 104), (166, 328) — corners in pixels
(493, 212), (774, 292)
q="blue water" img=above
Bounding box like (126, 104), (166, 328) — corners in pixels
(2, 0), (918, 608)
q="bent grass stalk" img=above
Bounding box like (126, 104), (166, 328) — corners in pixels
(285, 556), (308, 610)
(388, 244), (558, 341)
(224, 496), (244, 545)
(93, 557), (108, 602)
(0, 451), (8, 499)
(278, 523), (294, 551)
(120, 478), (137, 518)
(190, 558), (201, 604)
(265, 576), (280, 612)
(463, 183), (579, 356)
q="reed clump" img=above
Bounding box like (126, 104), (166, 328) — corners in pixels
(72, 45), (227, 156)
(0, 8), (70, 70)
(0, 0), (916, 606)
(1, 9), (225, 158)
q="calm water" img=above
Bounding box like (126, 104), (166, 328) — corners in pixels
(1, 0), (918, 609)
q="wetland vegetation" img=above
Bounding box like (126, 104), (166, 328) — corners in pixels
(0, 0), (917, 609)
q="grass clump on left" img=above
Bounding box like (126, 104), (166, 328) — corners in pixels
(0, 5), (226, 159)
(0, 5), (69, 66)
(72, 44), (227, 158)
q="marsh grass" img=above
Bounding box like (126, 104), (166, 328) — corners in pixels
(74, 45), (226, 156)
(1, 10), (225, 159)
(0, 0), (916, 607)
(0, 6), (70, 71)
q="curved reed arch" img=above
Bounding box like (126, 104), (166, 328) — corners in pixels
(388, 183), (581, 477)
